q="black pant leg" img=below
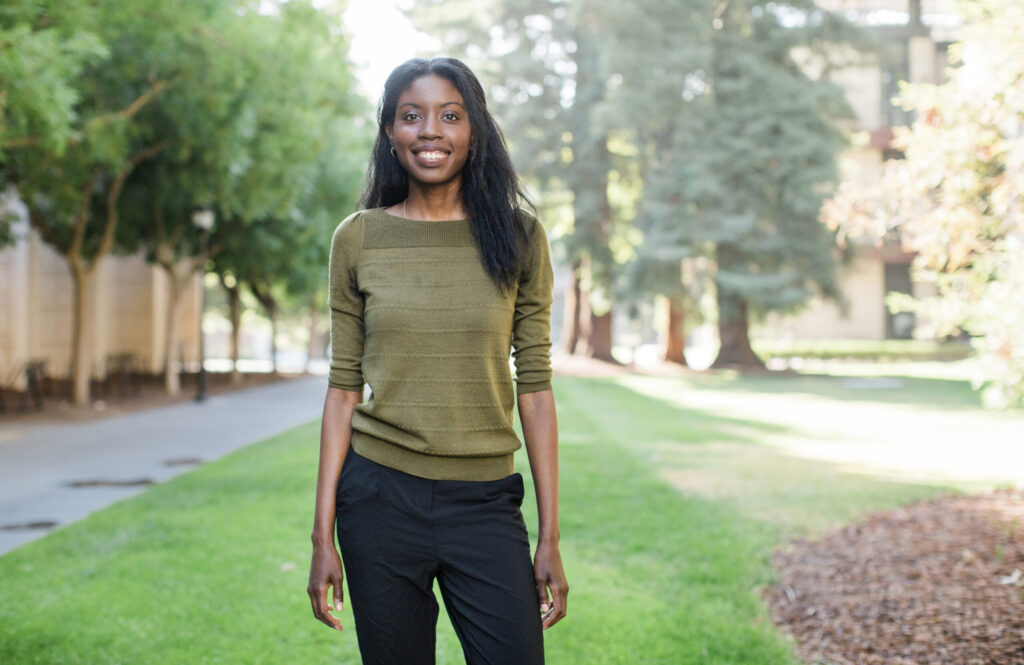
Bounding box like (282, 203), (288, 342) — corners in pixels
(433, 472), (545, 665)
(336, 451), (440, 665)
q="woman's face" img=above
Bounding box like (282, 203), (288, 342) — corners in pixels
(385, 74), (473, 191)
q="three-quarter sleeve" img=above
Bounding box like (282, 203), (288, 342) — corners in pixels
(512, 214), (554, 395)
(327, 213), (365, 392)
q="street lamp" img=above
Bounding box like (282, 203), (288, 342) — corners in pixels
(192, 208), (215, 402)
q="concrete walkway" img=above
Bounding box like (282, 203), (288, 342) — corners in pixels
(0, 375), (328, 555)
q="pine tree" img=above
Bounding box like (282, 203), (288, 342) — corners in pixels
(412, 0), (865, 368)
(654, 0), (863, 368)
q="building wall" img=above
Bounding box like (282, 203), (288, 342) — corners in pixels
(0, 191), (200, 390)
(761, 3), (953, 341)
(757, 255), (887, 340)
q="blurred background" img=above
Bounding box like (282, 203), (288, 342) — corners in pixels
(2, 2), (1024, 664)
(1, 0), (1020, 412)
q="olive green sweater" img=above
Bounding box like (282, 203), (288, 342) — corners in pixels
(327, 206), (554, 481)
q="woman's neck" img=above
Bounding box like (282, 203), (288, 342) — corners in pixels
(404, 180), (465, 221)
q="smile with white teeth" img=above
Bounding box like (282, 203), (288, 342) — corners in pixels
(417, 151), (447, 159)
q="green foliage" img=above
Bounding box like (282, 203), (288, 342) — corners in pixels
(825, 0), (1024, 407)
(642, 1), (864, 323)
(411, 1), (868, 336)
(113, 1), (370, 321)
(4, 0), (230, 261)
(0, 2), (106, 165)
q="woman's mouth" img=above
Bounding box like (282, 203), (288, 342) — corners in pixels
(414, 150), (449, 166)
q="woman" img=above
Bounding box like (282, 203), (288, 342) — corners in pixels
(307, 57), (568, 665)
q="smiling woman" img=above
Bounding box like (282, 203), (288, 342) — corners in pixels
(385, 75), (472, 196)
(307, 57), (567, 665)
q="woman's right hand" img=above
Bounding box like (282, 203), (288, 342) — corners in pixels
(307, 545), (345, 630)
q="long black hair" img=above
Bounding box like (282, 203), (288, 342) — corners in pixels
(359, 57), (536, 297)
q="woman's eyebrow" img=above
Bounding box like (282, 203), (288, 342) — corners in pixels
(398, 101), (465, 109)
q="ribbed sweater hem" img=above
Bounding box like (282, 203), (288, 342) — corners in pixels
(351, 432), (515, 481)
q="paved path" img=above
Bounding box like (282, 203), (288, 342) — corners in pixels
(0, 376), (328, 555)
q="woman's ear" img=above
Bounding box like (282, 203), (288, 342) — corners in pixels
(384, 125), (394, 146)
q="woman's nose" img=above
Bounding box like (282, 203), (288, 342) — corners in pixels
(420, 114), (442, 138)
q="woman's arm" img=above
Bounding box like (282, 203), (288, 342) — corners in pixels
(307, 386), (363, 631)
(518, 387), (569, 629)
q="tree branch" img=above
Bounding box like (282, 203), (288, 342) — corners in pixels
(3, 136), (42, 149)
(26, 203), (65, 252)
(85, 77), (180, 129)
(94, 140), (170, 268)
(69, 169), (102, 259)
(3, 77), (179, 154)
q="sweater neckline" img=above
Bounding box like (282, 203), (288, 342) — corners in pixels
(377, 207), (468, 224)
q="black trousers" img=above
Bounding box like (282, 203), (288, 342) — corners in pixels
(336, 449), (545, 665)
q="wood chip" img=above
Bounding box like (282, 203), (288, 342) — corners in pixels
(763, 488), (1024, 665)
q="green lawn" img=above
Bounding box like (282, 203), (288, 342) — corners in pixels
(1, 370), (1012, 664)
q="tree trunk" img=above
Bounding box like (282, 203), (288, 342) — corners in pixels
(663, 293), (688, 366)
(584, 310), (616, 362)
(268, 304), (278, 375)
(575, 252), (618, 363)
(162, 277), (182, 396)
(69, 261), (94, 406)
(568, 26), (617, 362)
(712, 294), (763, 368)
(220, 276), (242, 386)
(157, 251), (200, 396)
(561, 257), (582, 354)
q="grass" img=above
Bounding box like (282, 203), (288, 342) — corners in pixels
(1, 368), (1015, 664)
(751, 338), (972, 362)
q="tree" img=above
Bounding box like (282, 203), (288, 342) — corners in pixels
(669, 0), (861, 368)
(413, 0), (864, 368)
(117, 1), (366, 393)
(608, 0), (710, 365)
(2, 0), (229, 404)
(824, 0), (1024, 407)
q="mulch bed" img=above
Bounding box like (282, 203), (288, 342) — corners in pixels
(763, 488), (1024, 665)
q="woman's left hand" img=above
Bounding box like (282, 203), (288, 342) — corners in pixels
(533, 540), (569, 629)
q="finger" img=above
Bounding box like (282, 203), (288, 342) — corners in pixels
(332, 574), (345, 613)
(536, 578), (551, 616)
(542, 583), (568, 629)
(314, 584), (342, 630)
(554, 584), (569, 625)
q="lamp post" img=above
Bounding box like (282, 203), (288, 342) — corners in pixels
(192, 209), (215, 402)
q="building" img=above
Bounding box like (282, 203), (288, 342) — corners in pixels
(756, 0), (962, 341)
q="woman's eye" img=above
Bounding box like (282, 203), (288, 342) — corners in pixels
(403, 112), (420, 121)
(442, 112), (459, 121)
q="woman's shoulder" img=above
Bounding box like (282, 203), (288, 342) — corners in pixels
(332, 208), (387, 243)
(515, 207), (548, 247)
(331, 209), (378, 259)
